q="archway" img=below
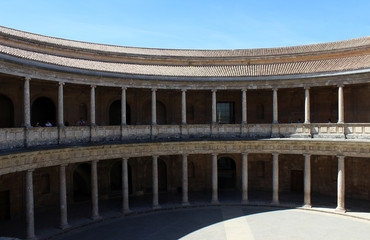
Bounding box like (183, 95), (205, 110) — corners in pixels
(218, 157), (236, 189)
(158, 159), (167, 192)
(110, 161), (132, 195)
(109, 100), (131, 125)
(31, 97), (56, 127)
(0, 94), (14, 128)
(73, 163), (91, 202)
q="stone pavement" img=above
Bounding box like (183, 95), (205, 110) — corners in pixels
(1, 191), (370, 239)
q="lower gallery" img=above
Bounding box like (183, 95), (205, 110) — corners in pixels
(0, 26), (370, 239)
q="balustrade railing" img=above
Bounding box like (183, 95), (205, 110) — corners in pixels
(1, 123), (370, 150)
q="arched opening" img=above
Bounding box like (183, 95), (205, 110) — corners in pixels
(0, 94), (14, 128)
(73, 163), (91, 202)
(158, 159), (167, 192)
(109, 100), (131, 125)
(31, 97), (56, 127)
(218, 157), (236, 189)
(110, 161), (132, 195)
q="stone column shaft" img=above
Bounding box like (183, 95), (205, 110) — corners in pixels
(59, 164), (69, 229)
(304, 154), (311, 207)
(152, 89), (157, 125)
(26, 169), (35, 240)
(90, 86), (96, 126)
(212, 90), (217, 124)
(121, 88), (127, 125)
(338, 85), (344, 124)
(24, 77), (31, 127)
(336, 155), (346, 212)
(58, 82), (64, 127)
(241, 153), (249, 204)
(273, 88), (278, 124)
(91, 160), (100, 220)
(181, 89), (187, 125)
(152, 155), (159, 208)
(182, 154), (189, 205)
(122, 158), (130, 213)
(242, 89), (247, 124)
(304, 87), (310, 124)
(272, 153), (279, 205)
(211, 153), (219, 204)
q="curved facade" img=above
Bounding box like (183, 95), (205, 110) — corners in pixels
(0, 26), (370, 239)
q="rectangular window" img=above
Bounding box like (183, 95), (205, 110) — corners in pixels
(217, 102), (235, 124)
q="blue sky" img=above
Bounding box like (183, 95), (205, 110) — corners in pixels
(1, 0), (369, 49)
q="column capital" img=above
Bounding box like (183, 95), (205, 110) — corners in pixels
(211, 89), (217, 93)
(182, 153), (189, 158)
(122, 157), (129, 161)
(241, 88), (247, 92)
(152, 155), (159, 159)
(152, 88), (157, 92)
(91, 160), (99, 164)
(121, 87), (127, 91)
(272, 152), (279, 157)
(60, 163), (68, 167)
(303, 153), (311, 158)
(337, 84), (344, 88)
(91, 85), (96, 89)
(181, 88), (187, 92)
(304, 86), (310, 90)
(27, 168), (35, 173)
(25, 76), (32, 81)
(272, 88), (278, 92)
(59, 81), (65, 86)
(337, 154), (345, 160)
(241, 152), (249, 156)
(211, 153), (218, 157)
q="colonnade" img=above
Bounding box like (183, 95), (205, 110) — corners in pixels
(23, 152), (347, 239)
(21, 77), (346, 127)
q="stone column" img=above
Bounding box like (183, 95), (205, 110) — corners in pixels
(338, 85), (344, 124)
(59, 164), (69, 229)
(211, 153), (219, 204)
(181, 89), (187, 125)
(152, 155), (160, 209)
(272, 153), (279, 205)
(58, 82), (65, 127)
(26, 169), (35, 240)
(336, 155), (346, 212)
(90, 85), (96, 126)
(241, 152), (249, 204)
(303, 154), (312, 208)
(273, 88), (278, 124)
(121, 87), (127, 125)
(122, 158), (130, 214)
(24, 77), (31, 128)
(91, 160), (100, 220)
(182, 154), (190, 206)
(212, 89), (217, 124)
(152, 89), (157, 125)
(242, 89), (247, 124)
(304, 87), (310, 124)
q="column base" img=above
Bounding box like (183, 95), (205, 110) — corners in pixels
(335, 206), (346, 213)
(182, 201), (191, 207)
(91, 215), (102, 221)
(59, 224), (71, 230)
(153, 204), (161, 210)
(211, 200), (220, 205)
(303, 204), (312, 208)
(271, 200), (280, 206)
(241, 199), (249, 205)
(122, 209), (131, 215)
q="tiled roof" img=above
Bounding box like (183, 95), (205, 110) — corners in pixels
(1, 44), (370, 77)
(1, 26), (370, 58)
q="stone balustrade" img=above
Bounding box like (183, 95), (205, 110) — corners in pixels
(1, 123), (370, 151)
